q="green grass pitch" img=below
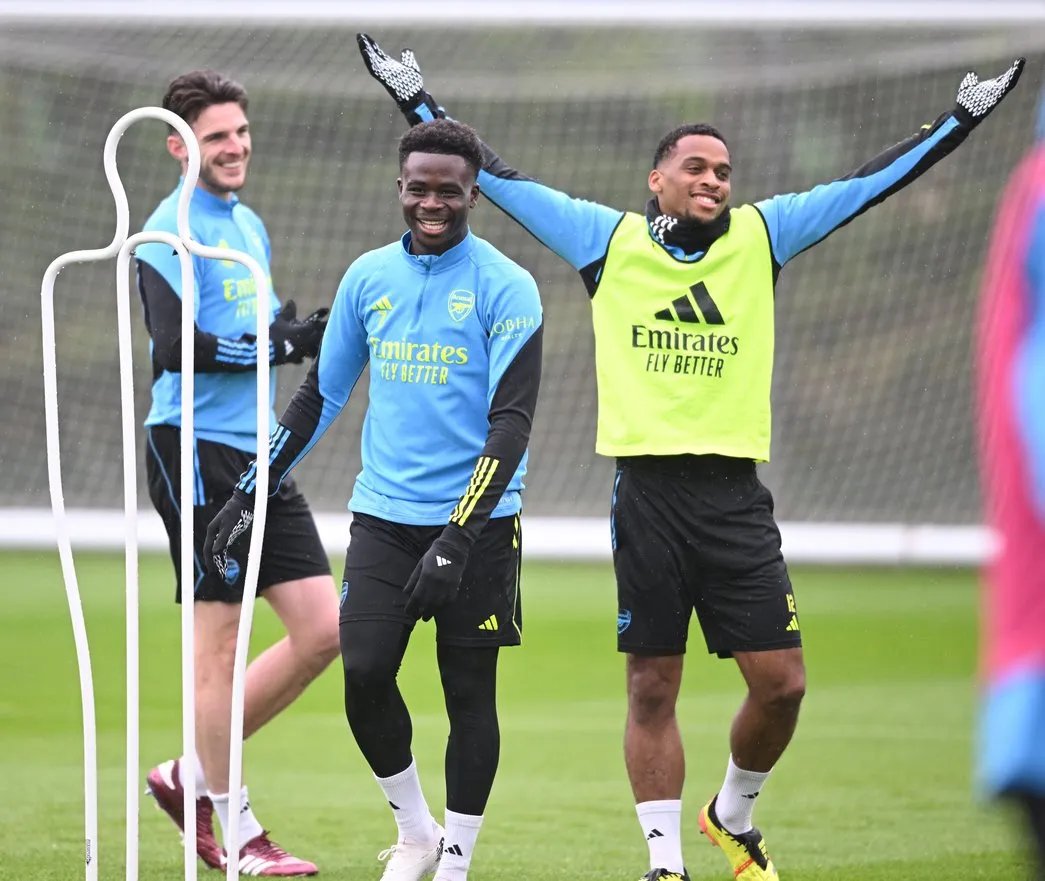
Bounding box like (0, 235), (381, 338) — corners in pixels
(0, 550), (1032, 880)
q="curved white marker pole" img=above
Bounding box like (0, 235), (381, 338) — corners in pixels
(41, 106), (271, 881)
(114, 228), (194, 881)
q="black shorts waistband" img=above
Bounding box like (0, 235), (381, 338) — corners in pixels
(616, 453), (756, 480)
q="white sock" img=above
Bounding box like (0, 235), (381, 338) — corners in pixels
(178, 753), (207, 797)
(208, 786), (265, 851)
(435, 810), (483, 881)
(715, 756), (770, 834)
(375, 758), (440, 844)
(635, 800), (684, 873)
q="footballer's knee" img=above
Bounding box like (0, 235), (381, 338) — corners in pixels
(341, 649), (399, 696)
(340, 621), (407, 697)
(749, 662), (806, 718)
(193, 602), (240, 675)
(626, 654), (683, 726)
(762, 675), (805, 720)
(302, 616), (340, 676)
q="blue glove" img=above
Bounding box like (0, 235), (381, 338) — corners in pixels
(357, 32), (445, 126)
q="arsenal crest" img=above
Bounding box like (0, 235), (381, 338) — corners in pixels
(448, 289), (475, 322)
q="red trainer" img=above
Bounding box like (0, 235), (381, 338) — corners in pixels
(145, 758), (225, 871)
(228, 832), (319, 877)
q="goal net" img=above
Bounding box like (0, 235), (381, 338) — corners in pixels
(2, 10), (1040, 559)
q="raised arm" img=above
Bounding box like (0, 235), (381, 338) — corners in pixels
(356, 33), (623, 284)
(202, 266), (369, 572)
(757, 58), (1024, 269)
(402, 267), (544, 621)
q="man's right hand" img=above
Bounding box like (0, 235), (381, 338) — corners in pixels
(203, 489), (255, 577)
(269, 299), (328, 364)
(356, 32), (445, 126)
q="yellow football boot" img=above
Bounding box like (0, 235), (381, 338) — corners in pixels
(698, 796), (778, 880)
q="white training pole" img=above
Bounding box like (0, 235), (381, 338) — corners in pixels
(122, 108), (272, 880)
(106, 107), (204, 881)
(41, 104), (137, 881)
(44, 104), (269, 881)
(118, 108), (270, 881)
(116, 229), (196, 881)
(208, 237), (270, 881)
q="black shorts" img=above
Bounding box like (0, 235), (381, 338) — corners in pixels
(340, 512), (522, 648)
(612, 454), (801, 658)
(145, 426), (330, 603)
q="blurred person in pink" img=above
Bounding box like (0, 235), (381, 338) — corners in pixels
(977, 85), (1045, 880)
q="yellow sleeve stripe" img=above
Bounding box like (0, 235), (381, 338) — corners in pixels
(450, 456), (500, 526)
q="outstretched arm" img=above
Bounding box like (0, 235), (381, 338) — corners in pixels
(757, 59), (1025, 270)
(357, 33), (623, 289)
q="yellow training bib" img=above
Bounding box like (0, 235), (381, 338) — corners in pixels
(591, 205), (776, 461)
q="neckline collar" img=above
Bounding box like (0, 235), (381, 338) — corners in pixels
(399, 229), (474, 272)
(178, 177), (239, 212)
(645, 197), (730, 256)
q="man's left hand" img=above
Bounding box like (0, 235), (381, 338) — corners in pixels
(954, 58), (1025, 128)
(203, 489), (255, 577)
(403, 535), (469, 621)
(356, 32), (445, 126)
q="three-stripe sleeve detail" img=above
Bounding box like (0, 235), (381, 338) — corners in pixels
(215, 338), (262, 365)
(450, 456), (501, 527)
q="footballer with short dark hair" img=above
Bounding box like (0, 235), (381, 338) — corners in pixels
(206, 116), (544, 881)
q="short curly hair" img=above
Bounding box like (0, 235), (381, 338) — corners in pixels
(398, 119), (484, 178)
(652, 123), (728, 169)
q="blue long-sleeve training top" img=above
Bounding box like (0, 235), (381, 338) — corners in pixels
(135, 183), (283, 453)
(237, 229), (543, 541)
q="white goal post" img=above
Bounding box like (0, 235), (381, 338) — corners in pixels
(2, 1), (1045, 25)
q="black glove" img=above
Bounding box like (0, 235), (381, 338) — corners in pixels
(357, 32), (445, 126)
(203, 488), (255, 577)
(269, 299), (328, 365)
(403, 532), (471, 621)
(953, 58), (1024, 129)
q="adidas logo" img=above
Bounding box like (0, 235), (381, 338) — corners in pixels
(785, 615), (800, 632)
(370, 295), (394, 327)
(646, 828), (664, 840)
(436, 556), (452, 567)
(477, 614), (499, 631)
(444, 844), (464, 857)
(654, 282), (724, 325)
(741, 791), (760, 800)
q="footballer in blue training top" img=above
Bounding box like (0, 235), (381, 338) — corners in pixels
(136, 69), (338, 877)
(206, 118), (543, 881)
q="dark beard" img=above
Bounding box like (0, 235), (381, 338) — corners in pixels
(646, 198), (730, 254)
(199, 165), (241, 196)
